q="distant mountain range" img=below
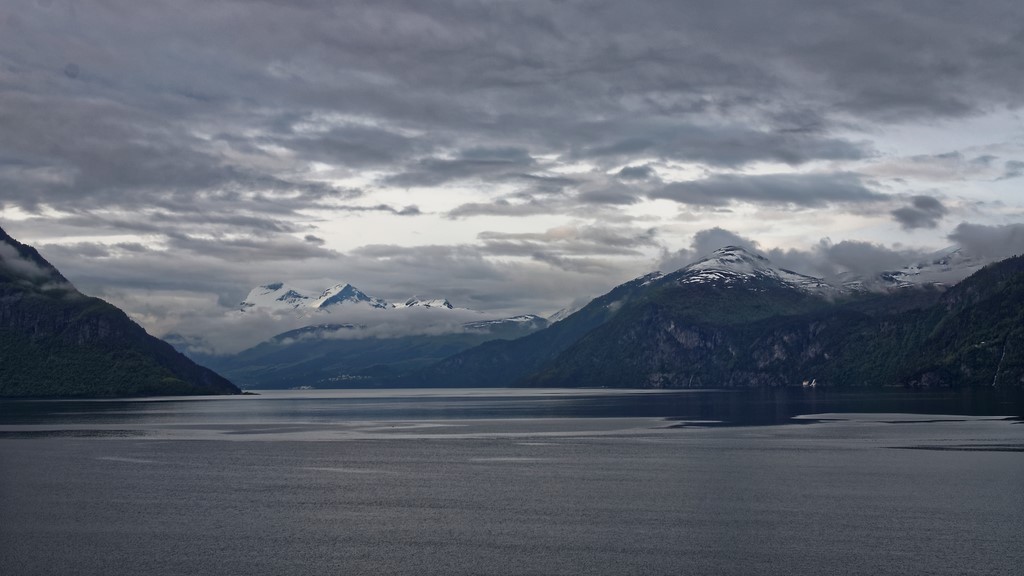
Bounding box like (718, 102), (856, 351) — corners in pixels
(409, 246), (1024, 389)
(181, 277), (555, 388)
(239, 281), (462, 314)
(6, 222), (1018, 394)
(182, 244), (1022, 390)
(0, 227), (238, 397)
(840, 246), (987, 291)
(192, 314), (551, 389)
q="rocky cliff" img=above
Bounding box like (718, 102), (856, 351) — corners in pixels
(0, 226), (239, 397)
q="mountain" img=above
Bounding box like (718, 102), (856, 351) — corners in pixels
(413, 247), (843, 388)
(0, 227), (239, 397)
(312, 283), (391, 310)
(407, 271), (667, 387)
(195, 315), (549, 389)
(898, 254), (1024, 387)
(240, 281), (390, 313)
(677, 246), (839, 295)
(239, 281), (474, 316)
(410, 246), (1023, 389)
(837, 246), (987, 291)
(399, 297), (454, 309)
(879, 246), (987, 288)
(526, 249), (1023, 389)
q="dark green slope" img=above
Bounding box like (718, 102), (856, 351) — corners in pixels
(407, 272), (664, 387)
(196, 318), (547, 389)
(524, 276), (857, 388)
(0, 226), (239, 397)
(897, 255), (1024, 387)
(524, 257), (1024, 389)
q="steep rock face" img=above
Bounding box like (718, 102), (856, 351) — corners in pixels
(524, 256), (1024, 389)
(412, 244), (1022, 390)
(193, 313), (551, 390)
(0, 226), (239, 397)
(410, 271), (665, 387)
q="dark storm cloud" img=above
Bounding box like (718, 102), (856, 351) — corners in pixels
(163, 233), (339, 262)
(2, 0), (1019, 232)
(1000, 160), (1024, 180)
(657, 227), (931, 281)
(447, 199), (554, 219)
(333, 204), (423, 216)
(891, 195), (948, 230)
(14, 207), (327, 244)
(384, 148), (537, 187)
(529, 252), (623, 274)
(503, 173), (580, 193)
(617, 165), (658, 181)
(657, 227), (761, 272)
(478, 225), (659, 259)
(6, 0), (1018, 206)
(577, 188), (643, 206)
(347, 242), (647, 314)
(571, 121), (869, 168)
(4, 0), (1024, 347)
(266, 123), (429, 168)
(691, 228), (760, 257)
(650, 173), (885, 207)
(948, 222), (1024, 259)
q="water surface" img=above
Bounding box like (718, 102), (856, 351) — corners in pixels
(2, 388), (1022, 575)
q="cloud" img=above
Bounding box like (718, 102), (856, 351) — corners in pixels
(650, 172), (886, 207)
(657, 226), (930, 281)
(577, 187), (643, 206)
(334, 204), (424, 216)
(447, 198), (554, 219)
(4, 0), (1024, 353)
(0, 239), (59, 281)
(616, 165), (658, 181)
(161, 233), (339, 262)
(1000, 160), (1024, 180)
(384, 148), (537, 187)
(572, 121), (869, 168)
(478, 225), (659, 258)
(948, 222), (1024, 260)
(347, 242), (650, 315)
(864, 150), (1011, 183)
(891, 195), (949, 230)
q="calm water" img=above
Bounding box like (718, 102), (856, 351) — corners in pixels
(2, 388), (1023, 575)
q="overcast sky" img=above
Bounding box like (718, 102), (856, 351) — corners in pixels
(2, 0), (1024, 350)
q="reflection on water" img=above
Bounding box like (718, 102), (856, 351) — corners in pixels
(3, 388), (1023, 576)
(2, 387), (1022, 428)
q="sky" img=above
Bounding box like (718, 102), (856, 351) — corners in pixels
(2, 0), (1024, 352)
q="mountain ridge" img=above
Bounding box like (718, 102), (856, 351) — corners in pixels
(0, 226), (239, 398)
(407, 246), (1023, 389)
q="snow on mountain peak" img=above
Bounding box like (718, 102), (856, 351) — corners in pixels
(870, 246), (986, 289)
(676, 246), (837, 294)
(401, 297), (454, 310)
(240, 281), (463, 315)
(313, 283), (391, 310)
(239, 282), (313, 311)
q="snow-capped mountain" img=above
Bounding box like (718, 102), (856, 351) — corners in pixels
(547, 306), (579, 324)
(666, 245), (988, 295)
(239, 281), (480, 318)
(399, 297), (454, 310)
(835, 247), (988, 291)
(312, 283), (391, 310)
(239, 282), (315, 312)
(669, 246), (839, 295)
(877, 247), (986, 288)
(463, 314), (549, 331)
